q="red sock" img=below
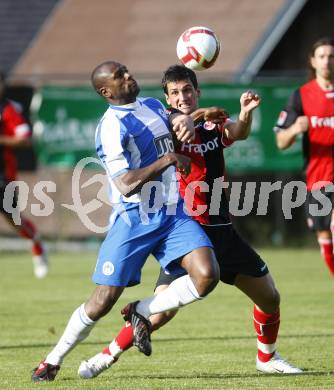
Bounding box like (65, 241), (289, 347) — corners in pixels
(32, 242), (43, 256)
(253, 305), (280, 362)
(18, 217), (37, 240)
(318, 238), (334, 276)
(17, 217), (44, 256)
(104, 321), (134, 358)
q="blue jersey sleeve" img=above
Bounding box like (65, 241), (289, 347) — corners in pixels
(96, 114), (130, 179)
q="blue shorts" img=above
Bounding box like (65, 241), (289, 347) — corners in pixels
(92, 202), (212, 287)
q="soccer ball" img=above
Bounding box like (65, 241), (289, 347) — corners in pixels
(176, 26), (220, 71)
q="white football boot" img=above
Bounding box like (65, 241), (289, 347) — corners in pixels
(32, 244), (48, 279)
(256, 352), (303, 374)
(78, 352), (115, 379)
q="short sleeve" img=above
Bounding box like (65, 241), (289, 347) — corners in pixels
(96, 115), (130, 179)
(273, 89), (304, 132)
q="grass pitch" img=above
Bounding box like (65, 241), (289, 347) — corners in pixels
(0, 247), (333, 389)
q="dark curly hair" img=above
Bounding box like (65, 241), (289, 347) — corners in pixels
(161, 64), (198, 94)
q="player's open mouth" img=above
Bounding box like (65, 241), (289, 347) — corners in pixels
(179, 105), (193, 113)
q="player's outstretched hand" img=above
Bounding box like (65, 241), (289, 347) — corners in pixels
(240, 91), (261, 113)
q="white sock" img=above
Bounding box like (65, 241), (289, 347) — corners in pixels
(45, 304), (96, 365)
(136, 275), (201, 319)
(109, 340), (123, 358)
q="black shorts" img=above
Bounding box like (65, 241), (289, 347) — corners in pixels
(155, 224), (268, 288)
(0, 179), (17, 215)
(305, 186), (334, 231)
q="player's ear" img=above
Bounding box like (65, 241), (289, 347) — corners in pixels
(165, 93), (171, 106)
(310, 56), (316, 70)
(197, 88), (201, 98)
(100, 87), (112, 98)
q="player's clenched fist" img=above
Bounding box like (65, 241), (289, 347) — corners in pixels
(240, 91), (261, 113)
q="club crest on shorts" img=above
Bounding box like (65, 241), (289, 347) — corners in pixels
(102, 261), (115, 276)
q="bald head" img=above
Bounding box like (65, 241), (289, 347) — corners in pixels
(91, 61), (120, 94)
(91, 61), (139, 104)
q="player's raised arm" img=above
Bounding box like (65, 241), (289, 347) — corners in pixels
(225, 91), (261, 141)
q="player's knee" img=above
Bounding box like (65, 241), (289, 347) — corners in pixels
(195, 267), (219, 296)
(204, 260), (220, 287)
(182, 248), (220, 296)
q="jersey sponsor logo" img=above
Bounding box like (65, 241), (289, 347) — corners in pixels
(180, 137), (219, 156)
(310, 115), (334, 129)
(277, 111), (287, 126)
(325, 92), (334, 99)
(102, 261), (115, 276)
(154, 133), (174, 157)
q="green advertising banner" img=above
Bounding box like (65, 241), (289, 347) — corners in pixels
(33, 83), (303, 173)
(33, 87), (105, 167)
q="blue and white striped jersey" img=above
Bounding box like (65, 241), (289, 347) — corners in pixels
(95, 97), (179, 207)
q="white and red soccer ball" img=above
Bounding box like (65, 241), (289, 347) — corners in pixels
(176, 26), (220, 71)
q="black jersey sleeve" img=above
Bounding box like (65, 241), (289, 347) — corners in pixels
(273, 89), (304, 132)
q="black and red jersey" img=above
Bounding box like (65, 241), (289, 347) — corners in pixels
(0, 99), (31, 182)
(176, 119), (233, 225)
(274, 79), (334, 191)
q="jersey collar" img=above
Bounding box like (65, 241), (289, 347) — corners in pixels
(109, 99), (141, 112)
